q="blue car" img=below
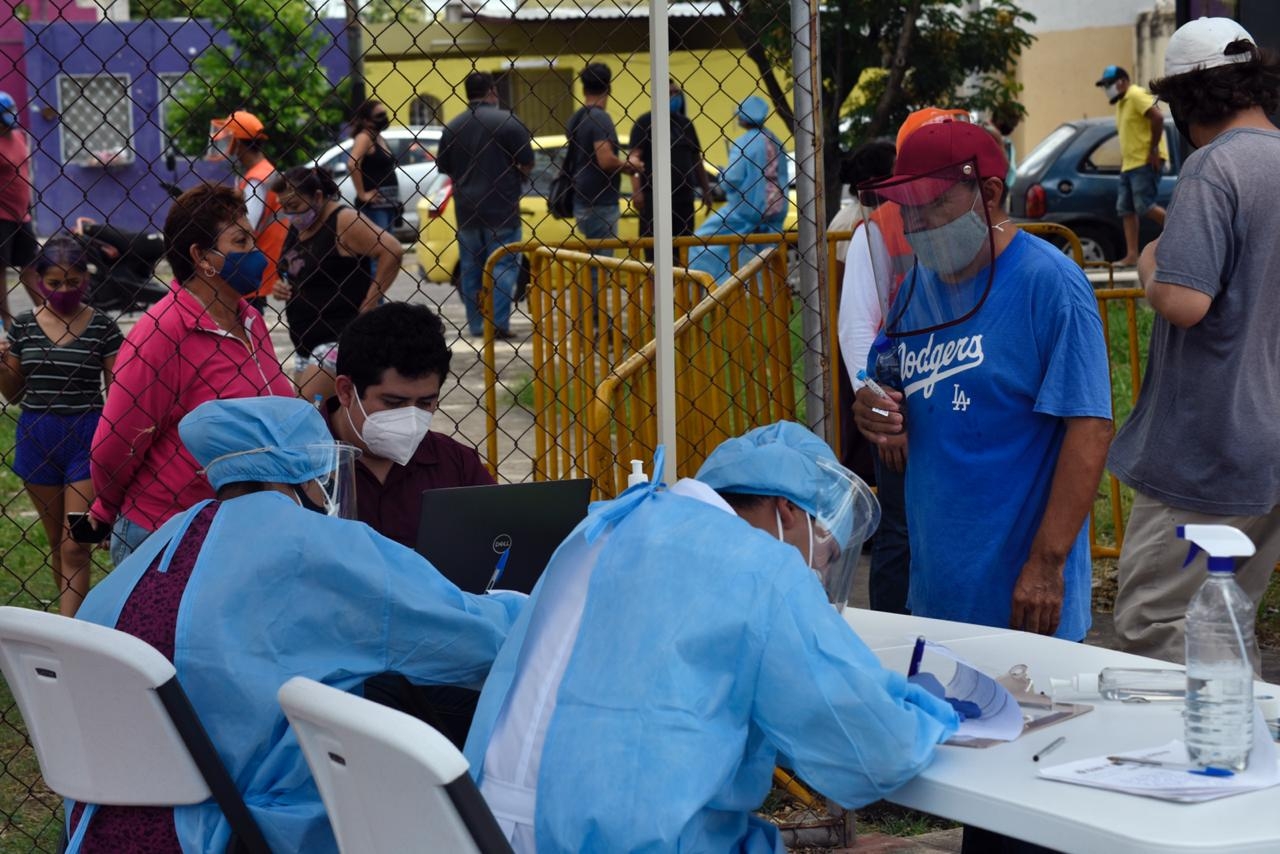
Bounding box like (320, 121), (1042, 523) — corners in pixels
(1011, 117), (1183, 263)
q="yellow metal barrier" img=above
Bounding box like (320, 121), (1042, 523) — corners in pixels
(1092, 286), (1147, 559)
(587, 249), (796, 497)
(480, 234), (801, 489)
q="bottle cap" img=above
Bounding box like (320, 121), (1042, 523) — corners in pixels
(1048, 672), (1098, 697)
(872, 331), (895, 354)
(626, 459), (647, 488)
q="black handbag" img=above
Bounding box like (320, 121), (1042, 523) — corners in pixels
(549, 169), (575, 220)
(549, 108), (588, 220)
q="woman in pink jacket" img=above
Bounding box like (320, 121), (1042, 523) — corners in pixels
(89, 184), (295, 563)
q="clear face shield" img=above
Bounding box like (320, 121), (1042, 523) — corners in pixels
(860, 163), (1001, 339)
(208, 122), (236, 162)
(293, 443), (360, 520)
(797, 457), (881, 612)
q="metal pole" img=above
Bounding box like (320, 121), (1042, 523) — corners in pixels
(791, 0), (828, 441)
(344, 0), (366, 115)
(650, 1), (677, 482)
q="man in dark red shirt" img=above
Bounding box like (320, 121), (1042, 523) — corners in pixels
(328, 302), (494, 549)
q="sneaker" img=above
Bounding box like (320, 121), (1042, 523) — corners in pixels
(493, 328), (517, 341)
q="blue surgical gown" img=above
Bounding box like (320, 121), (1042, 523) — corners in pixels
(465, 484), (958, 853)
(72, 492), (524, 853)
(689, 126), (791, 281)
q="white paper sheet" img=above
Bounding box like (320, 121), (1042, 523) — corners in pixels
(915, 641), (1025, 743)
(1039, 707), (1280, 802)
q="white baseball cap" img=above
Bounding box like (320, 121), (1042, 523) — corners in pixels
(1165, 17), (1257, 77)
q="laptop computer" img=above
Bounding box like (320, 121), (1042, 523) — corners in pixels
(415, 479), (593, 595)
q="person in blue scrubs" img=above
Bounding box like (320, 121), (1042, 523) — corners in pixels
(688, 95), (791, 281)
(67, 397), (524, 854)
(466, 422), (959, 854)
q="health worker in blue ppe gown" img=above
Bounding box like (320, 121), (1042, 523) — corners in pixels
(67, 396), (525, 854)
(465, 422), (959, 854)
(688, 95), (791, 281)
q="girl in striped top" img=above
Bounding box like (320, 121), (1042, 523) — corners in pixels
(0, 234), (122, 615)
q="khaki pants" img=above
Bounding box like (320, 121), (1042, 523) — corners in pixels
(1113, 490), (1280, 665)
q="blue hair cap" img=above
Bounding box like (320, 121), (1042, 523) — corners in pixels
(180, 397), (337, 490)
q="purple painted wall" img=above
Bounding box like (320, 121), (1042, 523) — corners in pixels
(23, 17), (350, 234)
(1, 0), (101, 117)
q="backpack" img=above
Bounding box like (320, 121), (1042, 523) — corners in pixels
(549, 108), (591, 219)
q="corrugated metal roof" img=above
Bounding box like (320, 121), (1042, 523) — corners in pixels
(468, 0), (726, 21)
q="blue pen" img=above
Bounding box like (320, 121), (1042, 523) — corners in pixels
(1106, 755), (1235, 777)
(907, 636), (926, 677)
(486, 548), (510, 592)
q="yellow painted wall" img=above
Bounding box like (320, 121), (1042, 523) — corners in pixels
(1013, 25), (1139, 157)
(366, 49), (793, 167)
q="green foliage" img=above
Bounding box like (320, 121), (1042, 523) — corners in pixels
(164, 0), (350, 167)
(734, 0), (1035, 150)
(358, 0), (429, 26)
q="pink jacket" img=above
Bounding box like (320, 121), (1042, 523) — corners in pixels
(90, 286), (294, 530)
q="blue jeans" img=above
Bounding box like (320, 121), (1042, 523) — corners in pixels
(573, 202), (620, 334)
(868, 450), (911, 614)
(361, 204), (397, 283)
(457, 225), (522, 336)
(110, 515), (153, 567)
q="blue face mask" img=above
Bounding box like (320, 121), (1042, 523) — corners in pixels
(670, 94), (684, 114)
(904, 200), (990, 276)
(213, 249), (269, 295)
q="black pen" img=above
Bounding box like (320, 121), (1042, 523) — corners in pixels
(1032, 736), (1065, 762)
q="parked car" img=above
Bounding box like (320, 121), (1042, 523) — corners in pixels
(1011, 117), (1183, 264)
(416, 134), (797, 287)
(310, 125), (446, 240)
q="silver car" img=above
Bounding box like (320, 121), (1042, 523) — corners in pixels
(311, 125), (446, 239)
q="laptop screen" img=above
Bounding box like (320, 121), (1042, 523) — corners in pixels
(415, 479), (593, 594)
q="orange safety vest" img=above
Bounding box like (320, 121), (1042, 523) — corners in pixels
(241, 158), (287, 299)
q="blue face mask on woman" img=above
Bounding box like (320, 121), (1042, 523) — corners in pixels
(212, 249), (269, 295)
(670, 94), (684, 114)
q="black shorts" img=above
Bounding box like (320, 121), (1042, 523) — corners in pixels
(0, 219), (37, 270)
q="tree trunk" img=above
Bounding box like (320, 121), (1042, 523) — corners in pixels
(718, 0), (796, 133)
(865, 0), (923, 141)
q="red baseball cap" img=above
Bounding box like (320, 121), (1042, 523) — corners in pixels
(861, 121), (1009, 205)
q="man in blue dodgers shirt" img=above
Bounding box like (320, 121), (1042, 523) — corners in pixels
(853, 121), (1113, 642)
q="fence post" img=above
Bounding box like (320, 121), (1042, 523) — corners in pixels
(791, 0), (829, 442)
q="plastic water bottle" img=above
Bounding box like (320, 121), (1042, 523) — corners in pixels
(872, 331), (902, 392)
(1181, 525), (1257, 771)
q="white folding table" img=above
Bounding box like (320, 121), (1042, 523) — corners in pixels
(843, 609), (1280, 854)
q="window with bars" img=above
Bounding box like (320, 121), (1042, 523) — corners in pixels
(410, 94), (444, 126)
(57, 73), (134, 167)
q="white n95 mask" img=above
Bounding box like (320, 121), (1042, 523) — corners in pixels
(348, 396), (432, 465)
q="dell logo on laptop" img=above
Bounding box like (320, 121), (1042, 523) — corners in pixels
(492, 534), (512, 554)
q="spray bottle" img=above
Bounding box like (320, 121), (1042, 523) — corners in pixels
(1181, 524), (1257, 771)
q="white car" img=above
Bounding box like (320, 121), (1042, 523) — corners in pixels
(311, 126), (446, 238)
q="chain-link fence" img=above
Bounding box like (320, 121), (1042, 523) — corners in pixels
(0, 0), (857, 846)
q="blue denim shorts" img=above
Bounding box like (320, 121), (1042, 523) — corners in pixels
(12, 410), (98, 486)
(1116, 165), (1160, 217)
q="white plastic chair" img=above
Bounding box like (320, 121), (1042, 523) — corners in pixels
(0, 606), (269, 853)
(278, 676), (513, 854)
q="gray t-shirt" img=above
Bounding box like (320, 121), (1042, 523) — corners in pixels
(436, 102), (533, 231)
(1108, 128), (1280, 515)
(569, 105), (620, 207)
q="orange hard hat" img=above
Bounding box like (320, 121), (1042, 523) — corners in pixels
(211, 111), (267, 141)
(895, 107), (968, 152)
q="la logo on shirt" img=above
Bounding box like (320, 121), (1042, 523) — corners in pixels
(898, 332), (985, 404)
